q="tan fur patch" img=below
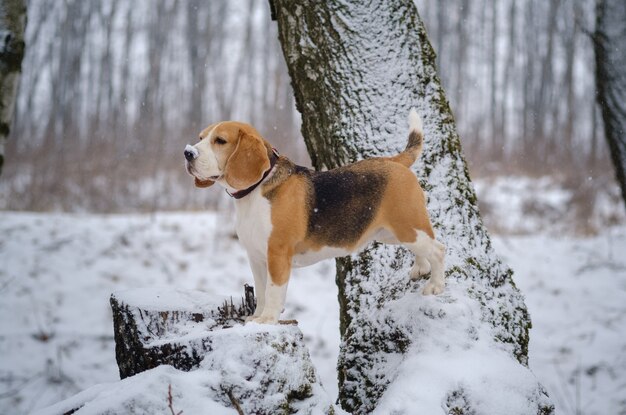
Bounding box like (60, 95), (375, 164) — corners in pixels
(375, 163), (434, 240)
(199, 122), (220, 140)
(265, 175), (310, 285)
(223, 129), (270, 190)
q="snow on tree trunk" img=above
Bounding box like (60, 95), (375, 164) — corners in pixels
(0, 0), (26, 176)
(39, 287), (335, 414)
(594, 0), (626, 209)
(272, 1), (554, 414)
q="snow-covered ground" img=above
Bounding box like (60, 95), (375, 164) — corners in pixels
(494, 230), (626, 414)
(0, 211), (342, 413)
(0, 177), (625, 414)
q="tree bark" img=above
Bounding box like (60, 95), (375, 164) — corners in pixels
(594, 0), (626, 209)
(272, 1), (553, 413)
(0, 0), (26, 175)
(111, 288), (254, 379)
(107, 287), (335, 414)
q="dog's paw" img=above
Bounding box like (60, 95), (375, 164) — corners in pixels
(410, 258), (431, 280)
(248, 315), (279, 325)
(422, 281), (444, 295)
(245, 315), (260, 323)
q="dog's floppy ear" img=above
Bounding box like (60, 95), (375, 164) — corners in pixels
(194, 177), (215, 188)
(224, 129), (270, 190)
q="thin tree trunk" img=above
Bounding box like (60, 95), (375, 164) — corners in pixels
(594, 0), (626, 208)
(186, 0), (208, 133)
(500, 0), (517, 161)
(272, 1), (553, 413)
(489, 0), (499, 157)
(454, 0), (470, 120)
(563, 2), (577, 163)
(0, 0), (26, 175)
(521, 0), (534, 167)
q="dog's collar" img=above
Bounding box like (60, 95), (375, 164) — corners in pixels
(227, 148), (279, 200)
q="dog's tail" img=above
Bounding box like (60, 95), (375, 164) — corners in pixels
(390, 108), (424, 167)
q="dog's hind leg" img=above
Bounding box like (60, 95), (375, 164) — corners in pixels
(398, 229), (446, 295)
(421, 238), (445, 295)
(410, 256), (431, 279)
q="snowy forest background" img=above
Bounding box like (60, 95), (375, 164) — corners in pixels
(1, 0), (625, 414)
(0, 0), (621, 213)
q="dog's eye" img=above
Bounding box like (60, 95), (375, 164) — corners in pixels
(214, 137), (227, 145)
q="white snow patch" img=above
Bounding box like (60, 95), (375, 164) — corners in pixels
(1, 207), (625, 414)
(473, 175), (625, 235)
(32, 366), (233, 415)
(114, 286), (223, 312)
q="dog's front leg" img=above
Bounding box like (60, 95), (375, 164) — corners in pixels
(249, 244), (291, 324)
(245, 255), (267, 322)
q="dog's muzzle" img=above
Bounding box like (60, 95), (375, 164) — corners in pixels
(184, 144), (199, 161)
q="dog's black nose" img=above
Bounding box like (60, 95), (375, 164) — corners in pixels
(184, 144), (199, 161)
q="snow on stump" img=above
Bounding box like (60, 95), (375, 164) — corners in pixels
(110, 286), (256, 378)
(37, 287), (335, 414)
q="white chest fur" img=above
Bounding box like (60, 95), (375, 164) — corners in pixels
(234, 189), (273, 260)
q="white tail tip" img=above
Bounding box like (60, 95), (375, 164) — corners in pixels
(408, 108), (422, 134)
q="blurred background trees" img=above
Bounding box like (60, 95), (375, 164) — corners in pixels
(2, 0), (299, 211)
(0, 0), (616, 212)
(419, 0), (600, 174)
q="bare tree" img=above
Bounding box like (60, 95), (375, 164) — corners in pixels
(594, 0), (626, 208)
(0, 0), (26, 175)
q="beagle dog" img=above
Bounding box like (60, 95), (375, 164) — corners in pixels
(184, 109), (445, 324)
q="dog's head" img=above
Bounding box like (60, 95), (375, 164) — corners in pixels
(184, 122), (272, 191)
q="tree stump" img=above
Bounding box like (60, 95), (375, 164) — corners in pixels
(110, 285), (256, 378)
(108, 286), (335, 414)
(37, 287), (335, 414)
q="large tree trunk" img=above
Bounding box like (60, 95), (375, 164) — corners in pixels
(594, 0), (626, 209)
(272, 1), (553, 413)
(0, 0), (26, 175)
